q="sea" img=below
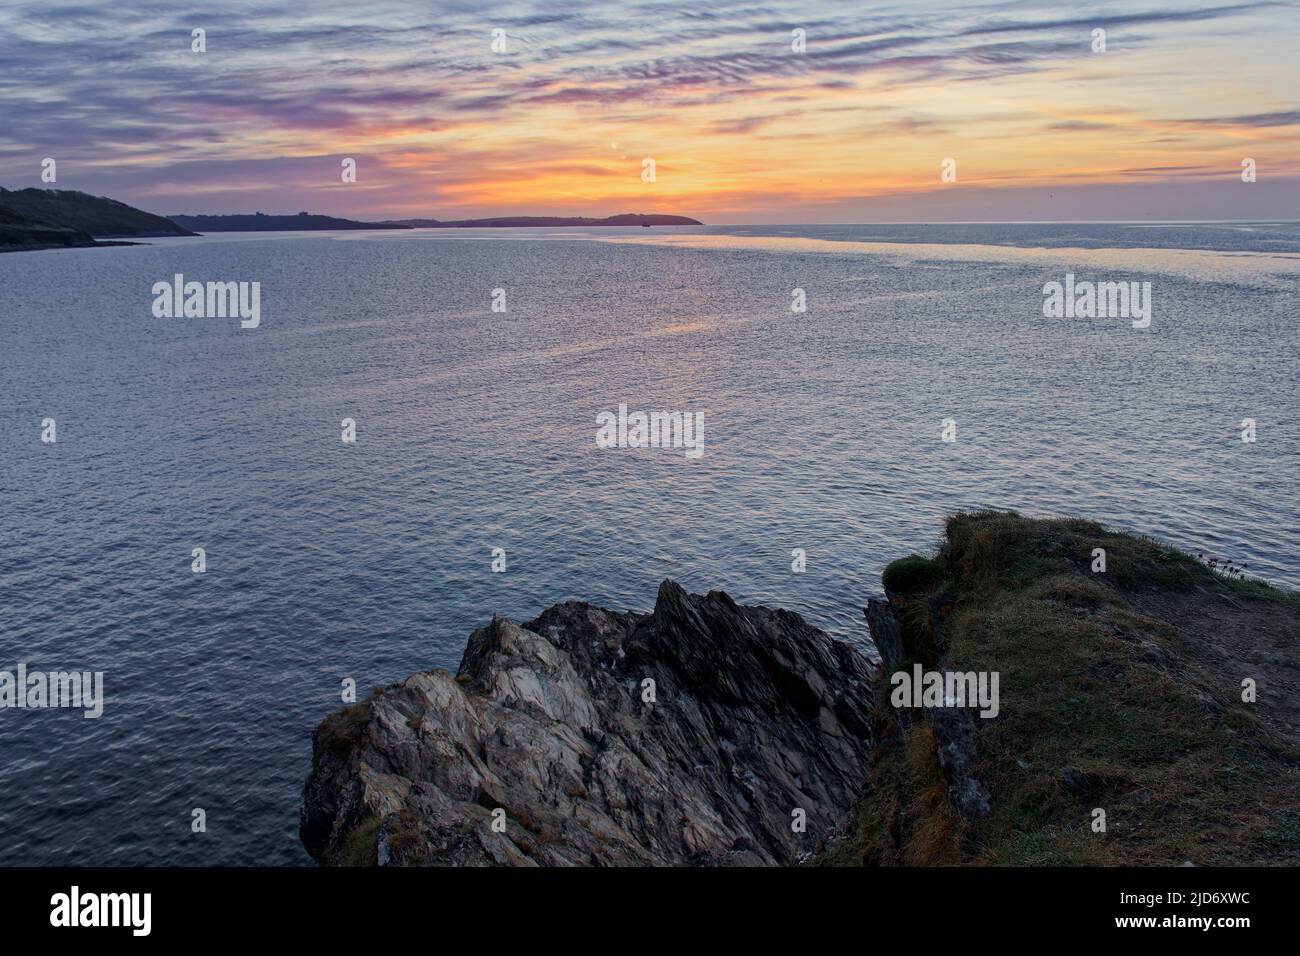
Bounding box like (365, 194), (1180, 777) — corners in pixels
(1, 220), (1297, 864)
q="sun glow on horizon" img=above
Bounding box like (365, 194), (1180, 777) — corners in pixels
(2, 0), (1297, 222)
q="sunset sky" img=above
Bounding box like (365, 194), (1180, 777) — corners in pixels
(2, 0), (1297, 222)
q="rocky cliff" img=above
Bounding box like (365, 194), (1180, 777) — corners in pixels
(303, 513), (1299, 868)
(301, 580), (875, 866)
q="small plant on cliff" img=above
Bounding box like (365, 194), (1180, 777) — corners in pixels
(320, 702), (371, 755)
(1195, 551), (1250, 580)
(883, 555), (945, 596)
(331, 815), (380, 867)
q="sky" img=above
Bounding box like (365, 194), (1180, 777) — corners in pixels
(1, 0), (1297, 223)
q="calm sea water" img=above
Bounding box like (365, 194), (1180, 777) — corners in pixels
(1, 222), (1297, 865)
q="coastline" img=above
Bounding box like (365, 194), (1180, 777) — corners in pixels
(0, 239), (142, 254)
(302, 512), (1300, 867)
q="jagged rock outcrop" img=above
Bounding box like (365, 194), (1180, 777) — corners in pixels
(301, 581), (876, 866)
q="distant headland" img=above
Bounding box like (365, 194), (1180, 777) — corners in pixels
(167, 211), (408, 232)
(0, 187), (703, 253)
(170, 211), (703, 231)
(384, 213), (703, 228)
(0, 187), (193, 252)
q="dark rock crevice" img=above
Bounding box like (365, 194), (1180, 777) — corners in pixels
(865, 596), (992, 821)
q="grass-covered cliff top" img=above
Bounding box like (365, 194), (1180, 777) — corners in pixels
(835, 510), (1300, 866)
